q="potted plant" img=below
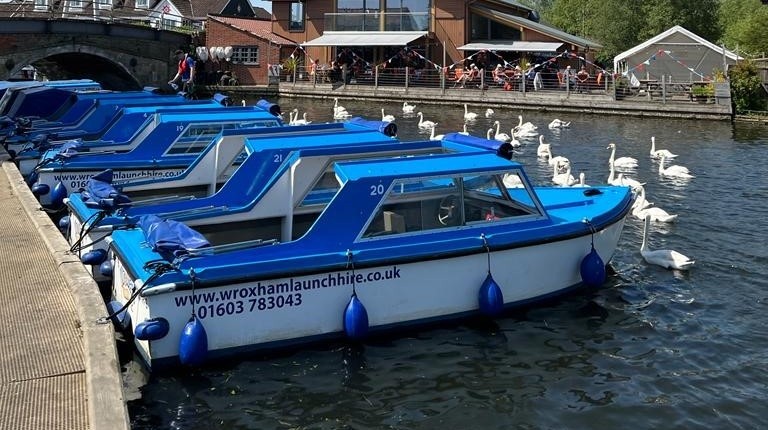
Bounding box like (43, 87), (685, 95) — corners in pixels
(282, 57), (299, 82)
(691, 83), (714, 102)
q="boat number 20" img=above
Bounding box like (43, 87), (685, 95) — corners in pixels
(370, 184), (385, 196)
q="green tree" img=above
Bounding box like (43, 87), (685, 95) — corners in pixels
(719, 0), (768, 56)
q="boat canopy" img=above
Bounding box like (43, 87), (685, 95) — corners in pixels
(457, 42), (564, 53)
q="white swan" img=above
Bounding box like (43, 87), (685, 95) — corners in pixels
(381, 108), (395, 123)
(485, 108), (494, 118)
(502, 173), (524, 188)
(487, 128), (494, 140)
(333, 108), (352, 120)
(492, 120), (510, 142)
(606, 165), (644, 190)
(515, 115), (537, 132)
(632, 185), (652, 211)
(287, 109), (297, 125)
(402, 101), (416, 113)
(508, 129), (522, 148)
(333, 98), (346, 113)
(548, 118), (571, 129)
(616, 173), (645, 191)
(641, 215), (694, 270)
(607, 143), (639, 169)
(658, 154), (693, 178)
(552, 162), (577, 186)
(536, 135), (551, 157)
(429, 125), (445, 141)
(464, 104), (478, 121)
(241, 99), (246, 107)
(650, 136), (677, 159)
(574, 172), (589, 187)
(458, 123), (469, 136)
(542, 147), (570, 170)
(416, 112), (437, 129)
(634, 205), (678, 223)
(292, 111), (311, 126)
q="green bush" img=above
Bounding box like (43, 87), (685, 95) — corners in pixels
(728, 60), (766, 114)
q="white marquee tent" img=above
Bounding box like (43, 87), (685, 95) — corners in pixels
(614, 25), (741, 84)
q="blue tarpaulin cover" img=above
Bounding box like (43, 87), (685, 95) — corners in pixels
(443, 132), (513, 159)
(138, 214), (210, 259)
(347, 117), (398, 137)
(81, 169), (132, 210)
(255, 99), (282, 117)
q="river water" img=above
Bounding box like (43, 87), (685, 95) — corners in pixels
(128, 97), (768, 429)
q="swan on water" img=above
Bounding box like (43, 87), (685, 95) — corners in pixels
(485, 108), (495, 118)
(607, 143), (639, 169)
(632, 185), (652, 211)
(292, 111), (311, 126)
(464, 104), (478, 121)
(633, 202), (678, 223)
(541, 147), (570, 170)
(548, 118), (571, 129)
(402, 101), (416, 113)
(650, 136), (678, 159)
(607, 165), (644, 190)
(333, 98), (346, 113)
(658, 154), (693, 178)
(429, 125), (445, 141)
(641, 215), (694, 270)
(536, 135), (551, 157)
(492, 121), (510, 142)
(241, 99), (246, 107)
(417, 112), (437, 129)
(509, 129), (522, 148)
(381, 108), (395, 122)
(552, 162), (577, 186)
(513, 115), (538, 138)
(459, 123), (469, 135)
(574, 172), (589, 187)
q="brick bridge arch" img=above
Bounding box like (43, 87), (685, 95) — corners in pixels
(0, 18), (191, 89)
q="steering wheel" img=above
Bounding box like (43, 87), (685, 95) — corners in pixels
(437, 195), (459, 226)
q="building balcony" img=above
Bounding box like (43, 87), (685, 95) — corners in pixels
(324, 12), (429, 32)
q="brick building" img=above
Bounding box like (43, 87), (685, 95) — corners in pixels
(202, 15), (297, 85)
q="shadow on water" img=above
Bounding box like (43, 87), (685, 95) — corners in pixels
(128, 98), (768, 429)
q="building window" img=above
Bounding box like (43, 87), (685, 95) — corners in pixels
(233, 47), (260, 65)
(290, 2), (305, 31)
(34, 0), (48, 11)
(67, 0), (83, 9)
(95, 0), (112, 10)
(136, 0), (149, 8)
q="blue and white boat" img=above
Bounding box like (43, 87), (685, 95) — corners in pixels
(29, 106), (285, 207)
(14, 101), (268, 176)
(64, 122), (462, 281)
(3, 92), (223, 153)
(102, 143), (633, 371)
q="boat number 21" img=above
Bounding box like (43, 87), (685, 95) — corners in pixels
(370, 184), (385, 196)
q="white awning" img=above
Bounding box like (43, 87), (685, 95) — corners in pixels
(302, 31), (427, 47)
(457, 42), (564, 52)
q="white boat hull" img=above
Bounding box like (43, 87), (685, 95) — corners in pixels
(111, 217), (626, 370)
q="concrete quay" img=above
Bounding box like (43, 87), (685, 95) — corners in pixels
(0, 149), (129, 430)
(211, 81), (734, 121)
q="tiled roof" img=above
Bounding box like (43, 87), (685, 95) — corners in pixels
(210, 15), (297, 45)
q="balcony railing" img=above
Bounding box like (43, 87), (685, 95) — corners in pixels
(324, 12), (429, 32)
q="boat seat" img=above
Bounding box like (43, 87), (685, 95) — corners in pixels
(383, 211), (406, 234)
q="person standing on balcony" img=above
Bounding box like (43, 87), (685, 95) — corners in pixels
(169, 49), (195, 92)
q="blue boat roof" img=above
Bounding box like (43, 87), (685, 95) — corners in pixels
(336, 151), (518, 182)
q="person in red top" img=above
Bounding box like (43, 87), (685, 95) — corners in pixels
(169, 49), (195, 91)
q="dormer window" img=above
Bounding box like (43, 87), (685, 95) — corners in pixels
(136, 0), (149, 8)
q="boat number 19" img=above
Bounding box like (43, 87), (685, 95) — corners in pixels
(370, 184), (385, 196)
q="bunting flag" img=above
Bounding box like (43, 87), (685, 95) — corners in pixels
(622, 49), (706, 80)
